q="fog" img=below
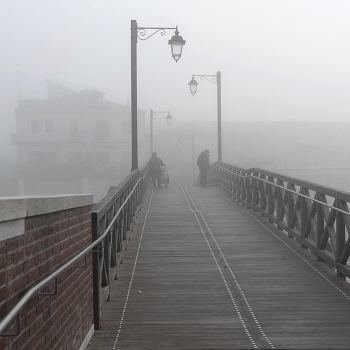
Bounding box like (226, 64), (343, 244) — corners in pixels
(2, 1), (350, 199)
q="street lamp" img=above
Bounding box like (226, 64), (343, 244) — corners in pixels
(166, 112), (173, 126)
(131, 20), (185, 170)
(150, 109), (173, 156)
(188, 71), (222, 161)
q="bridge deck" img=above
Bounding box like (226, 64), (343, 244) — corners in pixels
(87, 186), (350, 349)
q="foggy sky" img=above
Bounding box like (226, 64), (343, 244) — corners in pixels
(1, 0), (350, 160)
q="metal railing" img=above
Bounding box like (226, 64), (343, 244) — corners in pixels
(0, 164), (149, 336)
(91, 164), (149, 329)
(208, 161), (350, 279)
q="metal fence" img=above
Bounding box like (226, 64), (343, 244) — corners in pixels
(91, 164), (148, 329)
(208, 161), (350, 279)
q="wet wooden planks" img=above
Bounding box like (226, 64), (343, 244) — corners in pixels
(87, 186), (350, 349)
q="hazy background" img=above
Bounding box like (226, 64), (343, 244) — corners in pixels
(1, 0), (350, 164)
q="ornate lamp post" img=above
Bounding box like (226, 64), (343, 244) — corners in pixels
(188, 71), (222, 161)
(131, 20), (185, 170)
(150, 109), (173, 156)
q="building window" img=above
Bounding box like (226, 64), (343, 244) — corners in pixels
(68, 151), (82, 163)
(95, 120), (109, 139)
(70, 120), (79, 137)
(122, 121), (131, 135)
(28, 151), (41, 163)
(28, 151), (57, 163)
(31, 120), (40, 133)
(45, 120), (54, 134)
(96, 151), (109, 164)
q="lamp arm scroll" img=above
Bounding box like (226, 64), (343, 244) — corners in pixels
(193, 74), (217, 84)
(137, 27), (175, 41)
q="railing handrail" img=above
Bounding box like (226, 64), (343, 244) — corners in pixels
(0, 173), (144, 335)
(214, 164), (350, 216)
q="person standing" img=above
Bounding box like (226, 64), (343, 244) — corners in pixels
(197, 149), (210, 187)
(148, 152), (165, 188)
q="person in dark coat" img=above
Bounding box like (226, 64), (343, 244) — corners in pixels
(197, 149), (210, 187)
(148, 152), (165, 188)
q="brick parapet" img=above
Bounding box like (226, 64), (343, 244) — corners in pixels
(0, 194), (94, 350)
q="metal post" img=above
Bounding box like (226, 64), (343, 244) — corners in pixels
(192, 134), (195, 184)
(316, 191), (324, 260)
(150, 109), (153, 156)
(336, 195), (346, 278)
(131, 20), (138, 171)
(91, 212), (101, 329)
(217, 71), (222, 161)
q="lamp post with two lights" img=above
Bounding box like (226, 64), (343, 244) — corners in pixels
(188, 71), (222, 161)
(131, 20), (185, 170)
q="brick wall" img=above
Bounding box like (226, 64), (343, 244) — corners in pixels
(0, 195), (94, 350)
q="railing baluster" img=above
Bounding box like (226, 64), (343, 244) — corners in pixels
(336, 195), (346, 278)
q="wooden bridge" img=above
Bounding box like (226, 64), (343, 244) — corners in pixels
(2, 161), (350, 349)
(87, 183), (350, 349)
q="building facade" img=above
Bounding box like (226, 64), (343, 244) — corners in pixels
(14, 80), (146, 202)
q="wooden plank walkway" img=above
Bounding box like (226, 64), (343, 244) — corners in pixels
(87, 186), (350, 349)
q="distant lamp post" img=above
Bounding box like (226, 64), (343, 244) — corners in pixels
(188, 71), (222, 161)
(177, 135), (196, 184)
(131, 20), (185, 170)
(150, 109), (173, 156)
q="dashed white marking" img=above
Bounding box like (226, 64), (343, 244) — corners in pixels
(112, 189), (154, 349)
(182, 187), (265, 349)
